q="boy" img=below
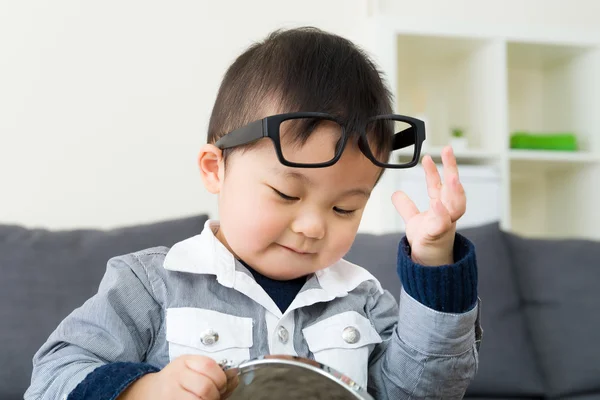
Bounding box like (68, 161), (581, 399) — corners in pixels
(26, 27), (481, 400)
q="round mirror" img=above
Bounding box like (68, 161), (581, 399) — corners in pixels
(222, 355), (374, 400)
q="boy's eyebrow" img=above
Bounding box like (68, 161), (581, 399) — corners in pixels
(279, 170), (313, 186)
(274, 169), (371, 198)
(340, 188), (372, 198)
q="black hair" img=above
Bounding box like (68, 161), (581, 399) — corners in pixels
(207, 27), (394, 163)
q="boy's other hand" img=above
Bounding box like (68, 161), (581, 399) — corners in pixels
(118, 355), (228, 400)
(392, 146), (466, 267)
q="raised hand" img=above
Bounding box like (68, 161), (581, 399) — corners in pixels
(392, 146), (466, 266)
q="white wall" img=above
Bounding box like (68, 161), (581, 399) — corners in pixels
(2, 0), (599, 230)
(0, 0), (368, 229)
(378, 0), (600, 33)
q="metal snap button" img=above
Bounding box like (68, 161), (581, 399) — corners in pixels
(277, 326), (289, 344)
(201, 329), (219, 346)
(342, 326), (360, 344)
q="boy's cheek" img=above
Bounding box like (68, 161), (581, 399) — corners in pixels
(326, 219), (361, 260)
(225, 196), (285, 239)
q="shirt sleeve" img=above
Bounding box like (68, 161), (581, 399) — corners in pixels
(396, 233), (478, 313)
(66, 362), (159, 400)
(24, 254), (163, 400)
(365, 233), (482, 399)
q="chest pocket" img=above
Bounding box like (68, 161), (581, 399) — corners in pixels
(166, 308), (253, 365)
(302, 311), (382, 388)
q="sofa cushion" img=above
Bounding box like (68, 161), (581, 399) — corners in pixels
(347, 222), (544, 397)
(0, 214), (208, 399)
(560, 396), (600, 400)
(346, 230), (404, 299)
(506, 233), (600, 398)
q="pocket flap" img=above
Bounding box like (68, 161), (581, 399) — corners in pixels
(302, 311), (382, 352)
(166, 308), (253, 353)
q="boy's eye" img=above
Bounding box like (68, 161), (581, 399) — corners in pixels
(333, 207), (356, 216)
(272, 188), (299, 201)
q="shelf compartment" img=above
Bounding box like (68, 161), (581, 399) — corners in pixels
(510, 163), (600, 239)
(395, 34), (505, 155)
(507, 41), (600, 155)
(509, 149), (600, 163)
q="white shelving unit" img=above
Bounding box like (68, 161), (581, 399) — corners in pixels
(359, 16), (600, 240)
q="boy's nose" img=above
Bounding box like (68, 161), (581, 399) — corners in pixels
(291, 211), (326, 240)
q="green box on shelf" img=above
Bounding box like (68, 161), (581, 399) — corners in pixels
(510, 132), (578, 151)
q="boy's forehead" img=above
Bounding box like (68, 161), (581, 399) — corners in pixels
(270, 167), (311, 186)
(266, 151), (380, 194)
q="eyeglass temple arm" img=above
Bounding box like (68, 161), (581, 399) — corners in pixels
(392, 127), (418, 150)
(214, 119), (266, 149)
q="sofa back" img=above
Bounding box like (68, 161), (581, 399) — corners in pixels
(0, 215), (208, 399)
(503, 233), (600, 399)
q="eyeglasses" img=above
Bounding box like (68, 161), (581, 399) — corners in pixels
(214, 112), (426, 168)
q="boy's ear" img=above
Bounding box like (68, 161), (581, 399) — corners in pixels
(198, 144), (224, 194)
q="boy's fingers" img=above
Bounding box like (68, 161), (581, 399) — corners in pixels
(425, 199), (452, 237)
(422, 155), (442, 200)
(440, 147), (460, 206)
(437, 147), (466, 220)
(443, 175), (467, 221)
(433, 198), (453, 222)
(441, 146), (459, 180)
(185, 357), (228, 395)
(178, 389), (203, 400)
(178, 367), (219, 399)
(392, 191), (419, 224)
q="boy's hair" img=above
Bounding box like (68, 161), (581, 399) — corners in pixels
(207, 26), (393, 163)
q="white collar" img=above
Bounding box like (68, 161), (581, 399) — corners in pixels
(163, 219), (382, 318)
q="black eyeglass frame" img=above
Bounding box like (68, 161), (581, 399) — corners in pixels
(214, 112), (426, 169)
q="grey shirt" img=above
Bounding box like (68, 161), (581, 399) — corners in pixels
(25, 220), (481, 399)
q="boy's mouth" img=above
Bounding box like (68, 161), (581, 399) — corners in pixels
(278, 244), (315, 255)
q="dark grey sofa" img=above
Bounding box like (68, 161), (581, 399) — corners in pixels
(2, 216), (599, 399)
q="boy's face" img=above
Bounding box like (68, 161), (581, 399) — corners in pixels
(205, 125), (382, 280)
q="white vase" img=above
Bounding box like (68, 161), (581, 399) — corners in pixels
(450, 137), (468, 152)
